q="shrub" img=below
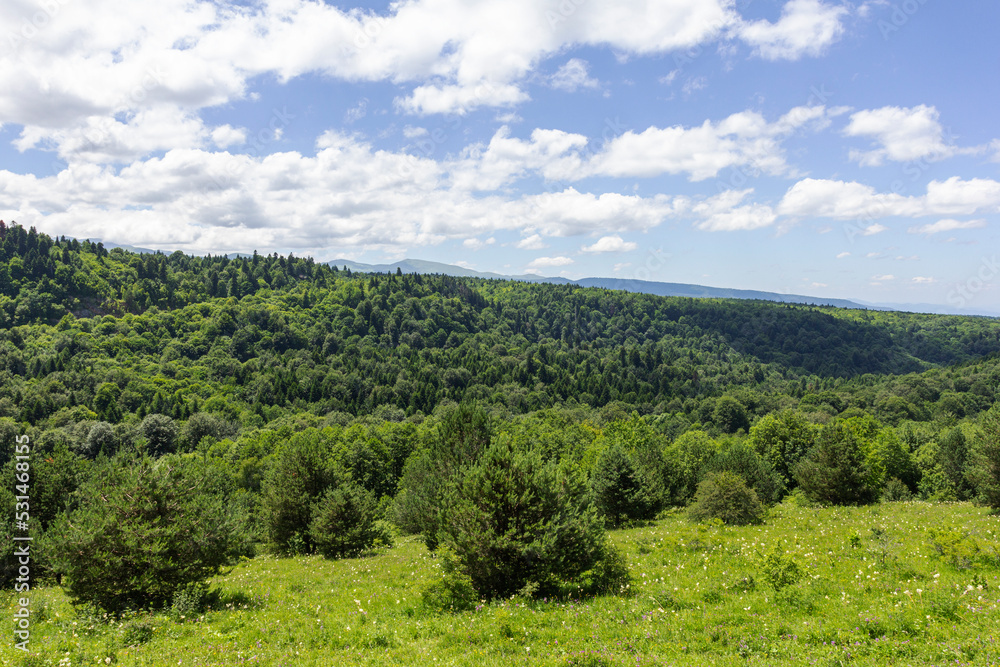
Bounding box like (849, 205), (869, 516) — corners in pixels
(420, 547), (478, 613)
(688, 471), (766, 526)
(759, 547), (802, 590)
(261, 428), (338, 553)
(590, 443), (660, 527)
(793, 422), (877, 505)
(705, 442), (785, 504)
(47, 451), (236, 613)
(309, 482), (380, 559)
(438, 437), (621, 599)
(881, 477), (912, 502)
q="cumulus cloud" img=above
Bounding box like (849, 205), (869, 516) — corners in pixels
(777, 177), (1000, 221)
(738, 0), (849, 61)
(844, 105), (971, 166)
(585, 106), (834, 182)
(581, 235), (637, 253)
(526, 256), (574, 269)
(0, 134), (686, 255)
(690, 189), (777, 231)
(211, 125), (247, 148)
(550, 59), (599, 92)
(515, 234), (547, 250)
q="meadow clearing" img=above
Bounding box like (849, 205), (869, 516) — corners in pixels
(4, 501), (999, 666)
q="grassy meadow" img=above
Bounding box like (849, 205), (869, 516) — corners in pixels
(4, 501), (1000, 667)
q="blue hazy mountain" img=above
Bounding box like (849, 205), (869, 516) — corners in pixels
(327, 258), (1000, 317)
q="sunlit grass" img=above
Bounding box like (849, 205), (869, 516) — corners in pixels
(4, 502), (1000, 666)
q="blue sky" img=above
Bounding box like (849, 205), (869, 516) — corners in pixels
(1, 0), (998, 311)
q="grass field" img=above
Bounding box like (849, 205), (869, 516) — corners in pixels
(4, 501), (1000, 666)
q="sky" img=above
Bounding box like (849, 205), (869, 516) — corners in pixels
(1, 0), (998, 312)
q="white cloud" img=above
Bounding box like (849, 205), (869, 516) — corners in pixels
(836, 251), (850, 258)
(463, 237), (495, 250)
(912, 276), (936, 284)
(581, 235), (637, 253)
(0, 133), (684, 255)
(527, 256), (574, 269)
(738, 0), (849, 61)
(872, 274), (895, 281)
(550, 59), (599, 92)
(515, 234), (547, 250)
(908, 219), (987, 235)
(584, 106), (833, 182)
(924, 178), (1000, 216)
(844, 105), (968, 165)
(402, 126), (429, 139)
(691, 189), (777, 231)
(777, 177), (1000, 221)
(211, 125), (246, 149)
(450, 126), (588, 190)
(777, 179), (922, 219)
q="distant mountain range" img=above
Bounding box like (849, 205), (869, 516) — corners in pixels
(328, 258), (1000, 318)
(94, 240), (997, 317)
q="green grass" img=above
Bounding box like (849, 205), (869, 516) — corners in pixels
(5, 502), (1000, 666)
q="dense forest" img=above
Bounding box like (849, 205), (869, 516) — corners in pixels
(1, 220), (999, 614)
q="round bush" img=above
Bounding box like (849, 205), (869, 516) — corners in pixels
(309, 482), (379, 559)
(47, 452), (236, 613)
(687, 471), (765, 526)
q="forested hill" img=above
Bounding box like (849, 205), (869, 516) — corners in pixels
(1, 221), (999, 428)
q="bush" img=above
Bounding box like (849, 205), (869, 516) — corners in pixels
(590, 443), (660, 527)
(793, 422), (877, 505)
(705, 442), (785, 504)
(47, 451), (236, 613)
(881, 477), (912, 502)
(309, 482), (380, 559)
(262, 428), (338, 553)
(438, 437), (621, 599)
(688, 471), (766, 526)
(420, 547), (478, 613)
(759, 547), (802, 590)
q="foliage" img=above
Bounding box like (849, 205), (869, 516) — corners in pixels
(590, 442), (661, 527)
(747, 411), (816, 487)
(793, 422), (878, 505)
(309, 481), (380, 559)
(705, 440), (784, 504)
(438, 437), (614, 599)
(46, 451), (236, 612)
(758, 547), (803, 590)
(419, 547), (479, 613)
(967, 406), (1000, 509)
(688, 471), (766, 526)
(662, 430), (719, 505)
(393, 402), (492, 549)
(261, 428), (339, 553)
